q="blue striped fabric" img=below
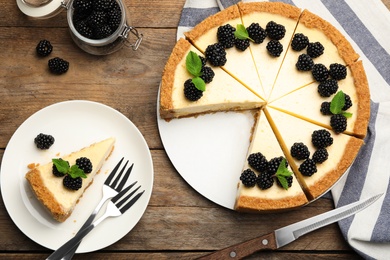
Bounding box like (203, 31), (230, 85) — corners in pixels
(177, 1), (390, 258)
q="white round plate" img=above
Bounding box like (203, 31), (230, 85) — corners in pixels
(0, 100), (153, 253)
(157, 95), (254, 210)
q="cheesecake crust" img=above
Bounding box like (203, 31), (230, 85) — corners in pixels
(237, 1), (301, 20)
(235, 191), (308, 212)
(349, 60), (370, 138)
(184, 5), (241, 43)
(299, 10), (359, 65)
(26, 168), (70, 222)
(160, 38), (191, 117)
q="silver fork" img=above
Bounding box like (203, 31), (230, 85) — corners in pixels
(46, 183), (144, 260)
(61, 157), (134, 259)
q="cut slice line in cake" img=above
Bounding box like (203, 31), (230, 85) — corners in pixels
(160, 38), (265, 120)
(237, 2), (301, 101)
(264, 107), (363, 200)
(269, 61), (370, 138)
(235, 110), (308, 212)
(268, 9), (360, 102)
(25, 137), (116, 222)
(184, 4), (266, 100)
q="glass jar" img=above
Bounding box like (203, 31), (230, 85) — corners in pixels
(16, 0), (143, 55)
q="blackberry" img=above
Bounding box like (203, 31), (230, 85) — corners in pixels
(75, 20), (93, 38)
(329, 63), (347, 80)
(296, 54), (314, 71)
(267, 156), (288, 175)
(291, 33), (309, 51)
(256, 172), (274, 190)
(320, 102), (332, 115)
(36, 40), (53, 57)
(93, 0), (116, 11)
(107, 7), (122, 31)
(266, 40), (283, 57)
(63, 175), (83, 190)
(240, 169), (257, 187)
(34, 133), (55, 149)
(343, 94), (353, 111)
(299, 158), (317, 176)
(247, 23), (267, 44)
(48, 57), (69, 74)
(184, 79), (203, 101)
(276, 175), (293, 188)
(199, 56), (206, 68)
(247, 152), (268, 173)
(312, 148), (329, 164)
(76, 157), (93, 173)
(94, 24), (113, 39)
(307, 42), (324, 58)
(87, 11), (107, 29)
(52, 159), (69, 177)
(317, 79), (338, 97)
(290, 142), (310, 160)
(312, 129), (333, 149)
(312, 63), (329, 82)
(73, 0), (93, 13)
(217, 24), (236, 49)
(205, 43), (227, 66)
(330, 114), (347, 133)
(265, 21), (286, 40)
(234, 38), (250, 51)
(200, 66), (215, 83)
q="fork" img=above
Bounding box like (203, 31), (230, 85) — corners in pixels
(61, 157), (134, 259)
(47, 183), (145, 260)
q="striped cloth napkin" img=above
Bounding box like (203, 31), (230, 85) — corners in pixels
(178, 0), (390, 259)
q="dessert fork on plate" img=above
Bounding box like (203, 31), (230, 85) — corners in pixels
(47, 180), (144, 260)
(62, 157), (134, 259)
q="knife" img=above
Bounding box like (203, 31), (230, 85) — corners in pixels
(198, 193), (383, 259)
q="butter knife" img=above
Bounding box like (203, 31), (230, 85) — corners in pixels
(198, 193), (383, 259)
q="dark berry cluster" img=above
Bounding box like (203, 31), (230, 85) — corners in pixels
(267, 40), (283, 57)
(72, 0), (122, 40)
(51, 157), (92, 190)
(291, 33), (309, 51)
(36, 40), (53, 57)
(48, 57), (69, 74)
(290, 142), (310, 160)
(312, 129), (333, 149)
(76, 157), (93, 173)
(247, 23), (267, 44)
(34, 133), (55, 150)
(63, 175), (83, 190)
(240, 153), (292, 191)
(205, 43), (227, 66)
(265, 21), (286, 40)
(217, 24), (236, 49)
(318, 79), (338, 97)
(296, 54), (314, 71)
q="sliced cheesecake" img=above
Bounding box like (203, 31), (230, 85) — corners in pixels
(265, 108), (363, 200)
(25, 137), (115, 222)
(269, 61), (370, 138)
(160, 38), (265, 120)
(235, 110), (308, 212)
(238, 2), (301, 100)
(268, 9), (360, 102)
(184, 5), (265, 99)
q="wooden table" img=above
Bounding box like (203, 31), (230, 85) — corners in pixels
(1, 0), (388, 259)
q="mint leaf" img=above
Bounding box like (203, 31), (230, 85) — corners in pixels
(330, 91), (345, 115)
(275, 158), (293, 190)
(186, 51), (202, 77)
(52, 158), (70, 174)
(192, 77), (206, 92)
(234, 24), (250, 40)
(68, 165), (87, 179)
(342, 112), (353, 118)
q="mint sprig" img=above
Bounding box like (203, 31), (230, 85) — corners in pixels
(52, 158), (87, 179)
(330, 90), (353, 118)
(275, 158), (293, 190)
(185, 51), (206, 92)
(234, 24), (253, 42)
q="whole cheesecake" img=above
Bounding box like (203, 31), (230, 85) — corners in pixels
(25, 137), (115, 222)
(160, 2), (370, 212)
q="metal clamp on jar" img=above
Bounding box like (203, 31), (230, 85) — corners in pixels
(17, 0), (143, 55)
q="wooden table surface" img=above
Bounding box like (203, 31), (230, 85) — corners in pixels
(1, 0), (389, 259)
